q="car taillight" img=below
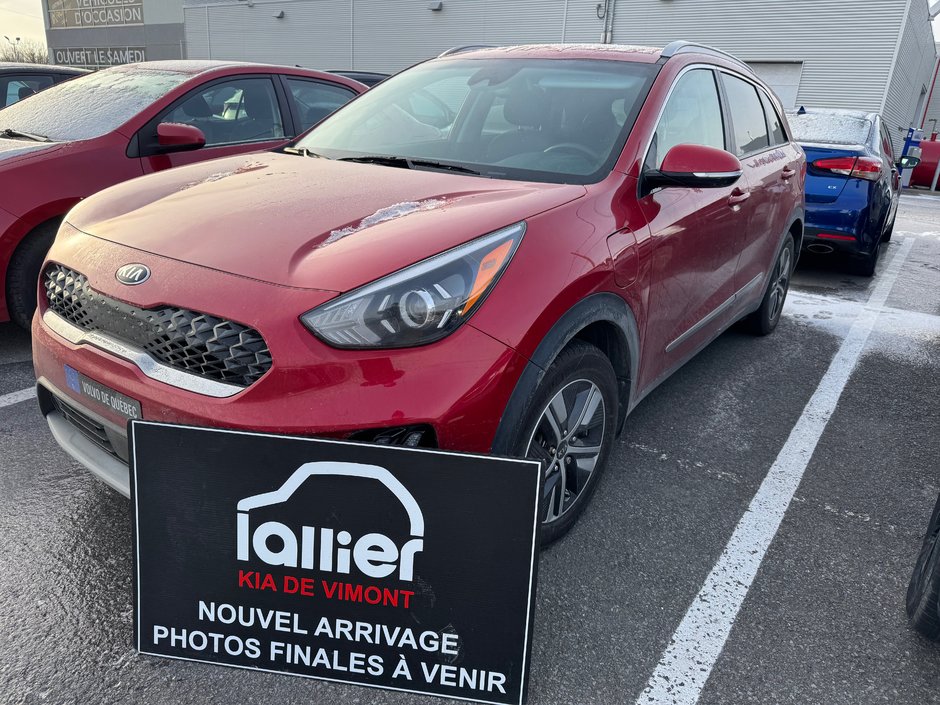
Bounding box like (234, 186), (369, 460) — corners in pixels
(813, 156), (883, 181)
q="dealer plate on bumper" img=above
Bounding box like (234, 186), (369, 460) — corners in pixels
(64, 364), (142, 421)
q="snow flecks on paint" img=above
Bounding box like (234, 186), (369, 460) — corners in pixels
(320, 199), (446, 248)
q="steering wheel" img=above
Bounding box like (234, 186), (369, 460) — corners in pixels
(543, 143), (600, 161)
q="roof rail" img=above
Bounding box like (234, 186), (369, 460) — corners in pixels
(659, 40), (753, 72)
(438, 44), (496, 58)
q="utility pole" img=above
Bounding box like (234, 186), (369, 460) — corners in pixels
(3, 35), (21, 62)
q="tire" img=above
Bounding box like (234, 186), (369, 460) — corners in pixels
(855, 241), (881, 278)
(883, 217), (895, 243)
(6, 221), (58, 329)
(907, 493), (940, 641)
(744, 235), (794, 336)
(508, 340), (618, 545)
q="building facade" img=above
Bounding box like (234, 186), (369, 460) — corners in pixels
(43, 0), (185, 70)
(180, 0), (935, 152)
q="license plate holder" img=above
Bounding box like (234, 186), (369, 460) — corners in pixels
(64, 364), (142, 421)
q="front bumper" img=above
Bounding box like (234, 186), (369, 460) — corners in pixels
(32, 229), (529, 494)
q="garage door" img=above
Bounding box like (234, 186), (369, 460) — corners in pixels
(747, 62), (803, 109)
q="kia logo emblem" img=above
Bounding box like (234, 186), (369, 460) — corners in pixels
(116, 264), (151, 286)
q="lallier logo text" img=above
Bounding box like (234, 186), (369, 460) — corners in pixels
(237, 462), (424, 609)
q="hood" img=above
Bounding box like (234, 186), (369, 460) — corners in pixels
(0, 137), (62, 165)
(67, 153), (586, 292)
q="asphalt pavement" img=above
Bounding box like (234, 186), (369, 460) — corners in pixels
(1, 194), (938, 705)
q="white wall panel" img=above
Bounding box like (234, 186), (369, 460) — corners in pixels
(182, 0), (937, 147)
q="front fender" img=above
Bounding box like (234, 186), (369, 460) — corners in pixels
(488, 292), (640, 455)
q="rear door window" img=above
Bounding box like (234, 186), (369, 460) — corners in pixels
(285, 78), (357, 133)
(880, 124), (896, 160)
(721, 73), (770, 156)
(758, 90), (787, 146)
(647, 68), (725, 169)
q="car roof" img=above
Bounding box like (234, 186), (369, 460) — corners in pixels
(0, 62), (88, 75)
(438, 43), (665, 64)
(433, 41), (755, 71)
(101, 60), (368, 91)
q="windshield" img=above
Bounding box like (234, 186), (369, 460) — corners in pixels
(0, 67), (191, 142)
(787, 112), (872, 146)
(296, 58), (658, 184)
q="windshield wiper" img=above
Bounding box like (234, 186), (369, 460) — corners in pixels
(283, 146), (327, 158)
(0, 128), (52, 143)
(338, 155), (481, 175)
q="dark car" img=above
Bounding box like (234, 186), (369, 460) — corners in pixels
(0, 60), (366, 328)
(908, 493), (940, 640)
(786, 108), (916, 276)
(33, 42), (805, 543)
(0, 62), (88, 108)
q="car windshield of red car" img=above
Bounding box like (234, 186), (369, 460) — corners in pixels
(0, 66), (191, 143)
(296, 58), (657, 185)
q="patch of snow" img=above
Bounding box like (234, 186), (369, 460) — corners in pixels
(320, 199), (446, 247)
(0, 67), (190, 142)
(787, 112), (872, 146)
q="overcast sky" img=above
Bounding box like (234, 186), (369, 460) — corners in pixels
(2, 0), (940, 51)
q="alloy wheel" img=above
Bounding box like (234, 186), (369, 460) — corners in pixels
(768, 244), (792, 323)
(525, 379), (606, 524)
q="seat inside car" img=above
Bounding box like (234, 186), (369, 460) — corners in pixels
(231, 84), (283, 141)
(486, 85), (553, 161)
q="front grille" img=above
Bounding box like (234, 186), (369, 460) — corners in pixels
(52, 395), (119, 459)
(44, 264), (272, 388)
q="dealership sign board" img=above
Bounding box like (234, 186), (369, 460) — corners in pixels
(53, 47), (146, 70)
(49, 0), (144, 29)
(130, 422), (542, 704)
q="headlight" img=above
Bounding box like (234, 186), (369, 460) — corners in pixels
(301, 222), (525, 348)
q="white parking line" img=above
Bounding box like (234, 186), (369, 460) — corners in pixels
(634, 237), (916, 705)
(0, 387), (36, 409)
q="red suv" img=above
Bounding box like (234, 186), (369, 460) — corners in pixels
(0, 60), (365, 328)
(33, 43), (805, 542)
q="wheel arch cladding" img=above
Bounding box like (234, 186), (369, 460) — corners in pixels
(490, 292), (640, 455)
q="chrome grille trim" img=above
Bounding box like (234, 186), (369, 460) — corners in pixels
(43, 310), (243, 398)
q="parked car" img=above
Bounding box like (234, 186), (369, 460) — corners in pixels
(32, 42), (805, 542)
(786, 108), (917, 276)
(0, 60), (366, 328)
(0, 62), (88, 108)
(908, 493), (940, 640)
(329, 70), (390, 87)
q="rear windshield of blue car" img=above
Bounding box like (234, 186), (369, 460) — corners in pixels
(787, 112), (872, 146)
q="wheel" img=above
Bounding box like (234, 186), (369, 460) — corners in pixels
(907, 494), (940, 641)
(6, 221), (58, 329)
(855, 241), (881, 278)
(883, 217), (895, 242)
(745, 235), (794, 336)
(510, 340), (618, 545)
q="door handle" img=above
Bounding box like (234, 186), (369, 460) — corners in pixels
(728, 189), (751, 206)
(781, 166), (796, 180)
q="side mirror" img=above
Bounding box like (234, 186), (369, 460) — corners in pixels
(156, 122), (206, 152)
(642, 143), (743, 195)
(898, 155), (921, 169)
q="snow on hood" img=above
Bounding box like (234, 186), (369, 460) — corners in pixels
(0, 138), (60, 164)
(321, 199), (446, 247)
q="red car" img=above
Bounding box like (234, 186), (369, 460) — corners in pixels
(0, 60), (365, 327)
(33, 42), (805, 542)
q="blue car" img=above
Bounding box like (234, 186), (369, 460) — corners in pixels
(786, 108), (917, 276)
